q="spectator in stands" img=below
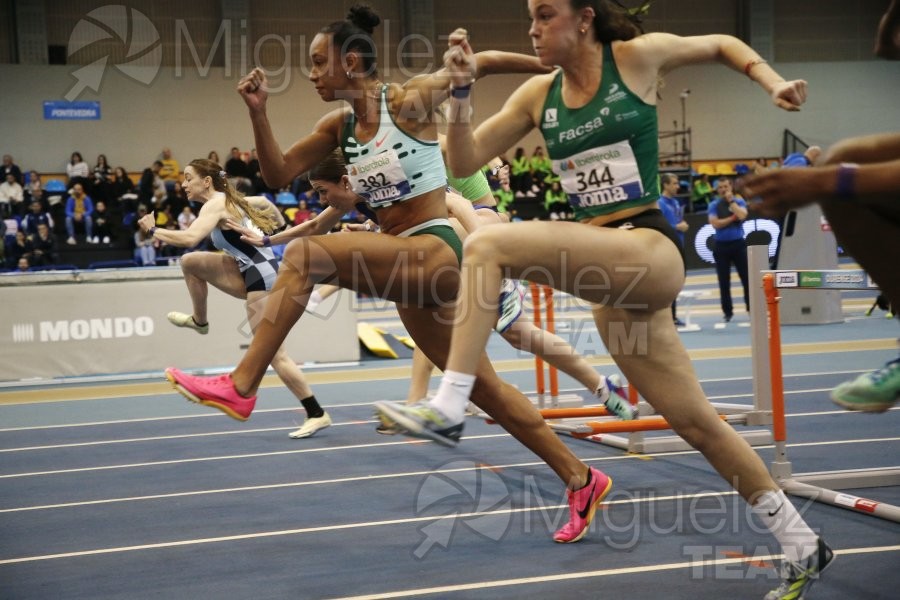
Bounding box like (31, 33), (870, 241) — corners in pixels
(0, 173), (24, 218)
(530, 146), (552, 194)
(177, 205), (196, 230)
(139, 161), (167, 207)
(159, 147), (180, 192)
(65, 182), (95, 245)
(16, 256), (30, 272)
(66, 151), (90, 191)
(29, 222), (57, 266)
(92, 200), (114, 244)
(133, 205), (156, 266)
(292, 199), (313, 225)
(509, 147), (533, 197)
(25, 170), (42, 204)
(247, 148), (268, 195)
(92, 154), (113, 204)
(691, 173), (713, 209)
(492, 164), (514, 212)
(208, 150), (221, 164)
(8, 230), (33, 268)
(752, 157), (770, 174)
(111, 166), (137, 213)
(658, 173), (689, 326)
(21, 200), (54, 236)
(2, 154), (22, 185)
(708, 177), (749, 322)
(225, 147), (252, 192)
(543, 180), (568, 220)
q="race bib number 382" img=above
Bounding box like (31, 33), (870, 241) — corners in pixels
(554, 141), (644, 208)
(348, 149), (412, 208)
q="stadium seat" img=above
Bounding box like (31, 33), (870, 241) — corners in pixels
(715, 163), (735, 175)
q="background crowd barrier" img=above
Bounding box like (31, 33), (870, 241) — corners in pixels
(0, 268), (359, 382)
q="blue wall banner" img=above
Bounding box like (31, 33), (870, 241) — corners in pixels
(43, 100), (101, 120)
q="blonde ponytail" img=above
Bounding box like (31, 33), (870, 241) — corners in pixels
(188, 158), (280, 234)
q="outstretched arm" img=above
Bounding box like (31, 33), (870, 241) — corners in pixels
(635, 32), (807, 111)
(236, 206), (348, 247)
(139, 199), (224, 248)
(398, 30), (549, 118)
(443, 33), (542, 177)
(237, 68), (342, 189)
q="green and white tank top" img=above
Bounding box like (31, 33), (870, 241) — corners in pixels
(539, 43), (659, 219)
(341, 85), (447, 209)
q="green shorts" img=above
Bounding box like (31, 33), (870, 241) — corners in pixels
(410, 224), (463, 265)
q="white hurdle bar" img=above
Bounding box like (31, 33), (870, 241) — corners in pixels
(759, 266), (900, 523)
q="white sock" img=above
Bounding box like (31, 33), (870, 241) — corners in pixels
(752, 489), (818, 563)
(428, 370), (475, 424)
(595, 376), (609, 403)
(306, 290), (323, 313)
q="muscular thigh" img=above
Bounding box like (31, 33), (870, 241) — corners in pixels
(280, 232), (460, 306)
(468, 220), (685, 311)
(182, 251), (247, 299)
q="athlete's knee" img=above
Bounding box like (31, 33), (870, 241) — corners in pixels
(180, 251), (201, 273)
(462, 227), (504, 264)
(500, 327), (525, 350)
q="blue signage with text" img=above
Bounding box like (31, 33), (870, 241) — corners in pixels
(43, 101), (101, 120)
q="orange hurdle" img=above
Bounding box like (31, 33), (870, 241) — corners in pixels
(571, 414), (729, 438)
(530, 283), (559, 402)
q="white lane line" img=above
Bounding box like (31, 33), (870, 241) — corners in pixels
(0, 421), (372, 453)
(0, 372), (883, 434)
(1, 400), (889, 453)
(3, 437), (899, 512)
(0, 434), (512, 479)
(0, 403), (385, 432)
(327, 546), (900, 600)
(0, 490), (738, 565)
(1, 433), (897, 480)
(0, 453), (681, 513)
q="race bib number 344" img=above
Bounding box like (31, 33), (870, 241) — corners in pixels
(554, 141), (643, 208)
(348, 149), (412, 208)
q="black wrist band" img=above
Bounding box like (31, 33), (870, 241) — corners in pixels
(149, 227), (157, 236)
(262, 235), (272, 247)
(836, 163), (858, 200)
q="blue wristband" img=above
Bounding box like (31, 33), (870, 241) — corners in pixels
(836, 163), (858, 200)
(451, 84), (472, 99)
(262, 235), (272, 247)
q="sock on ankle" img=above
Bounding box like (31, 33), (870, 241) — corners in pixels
(595, 377), (610, 404)
(306, 290), (323, 312)
(752, 489), (818, 563)
(301, 395), (325, 419)
(428, 370), (475, 424)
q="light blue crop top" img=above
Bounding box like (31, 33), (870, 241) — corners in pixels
(340, 85), (447, 208)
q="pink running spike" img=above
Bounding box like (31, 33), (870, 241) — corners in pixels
(165, 368), (256, 421)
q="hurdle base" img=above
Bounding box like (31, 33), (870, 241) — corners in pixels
(781, 475), (900, 523)
(583, 429), (772, 454)
(792, 467), (900, 490)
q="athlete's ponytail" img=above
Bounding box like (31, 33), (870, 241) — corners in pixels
(571, 0), (646, 43)
(321, 4), (381, 77)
